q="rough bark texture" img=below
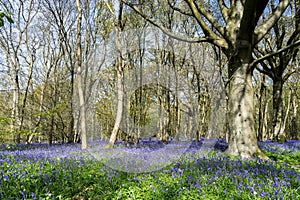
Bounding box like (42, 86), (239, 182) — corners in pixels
(226, 53), (267, 159)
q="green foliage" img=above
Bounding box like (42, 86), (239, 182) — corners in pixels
(0, 117), (12, 143)
(96, 97), (116, 138)
(264, 150), (300, 171)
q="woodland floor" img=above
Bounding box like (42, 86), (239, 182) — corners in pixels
(0, 138), (299, 199)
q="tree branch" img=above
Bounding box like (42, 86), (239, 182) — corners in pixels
(184, 0), (225, 41)
(283, 67), (300, 82)
(254, 0), (290, 45)
(250, 39), (300, 68)
(218, 0), (229, 22)
(255, 63), (274, 79)
(167, 1), (193, 16)
(122, 0), (228, 47)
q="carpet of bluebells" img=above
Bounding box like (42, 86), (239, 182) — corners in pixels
(0, 138), (299, 199)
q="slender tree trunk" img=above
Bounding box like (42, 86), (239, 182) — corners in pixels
(262, 97), (271, 141)
(174, 63), (181, 141)
(257, 74), (267, 141)
(76, 0), (87, 150)
(272, 79), (285, 141)
(49, 115), (54, 146)
(291, 89), (298, 139)
(68, 78), (75, 143)
(49, 77), (58, 146)
(106, 1), (124, 148)
(277, 88), (291, 142)
(106, 52), (124, 148)
(12, 84), (20, 143)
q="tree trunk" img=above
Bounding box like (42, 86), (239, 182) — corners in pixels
(280, 89), (291, 141)
(106, 59), (124, 148)
(291, 89), (298, 139)
(76, 0), (87, 150)
(226, 47), (267, 159)
(262, 97), (271, 141)
(49, 115), (54, 146)
(106, 1), (124, 148)
(257, 74), (267, 141)
(272, 79), (285, 141)
(11, 80), (20, 143)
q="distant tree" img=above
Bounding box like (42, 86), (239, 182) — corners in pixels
(41, 0), (77, 143)
(254, 0), (300, 142)
(75, 0), (87, 149)
(105, 0), (126, 148)
(0, 0), (39, 143)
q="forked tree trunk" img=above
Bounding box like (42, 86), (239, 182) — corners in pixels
(226, 47), (267, 159)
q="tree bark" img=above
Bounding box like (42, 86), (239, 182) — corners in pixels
(226, 42), (267, 159)
(106, 52), (124, 148)
(76, 0), (87, 150)
(291, 88), (299, 139)
(272, 79), (284, 141)
(106, 0), (124, 148)
(257, 74), (267, 141)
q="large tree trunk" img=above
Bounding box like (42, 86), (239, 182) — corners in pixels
(226, 46), (267, 159)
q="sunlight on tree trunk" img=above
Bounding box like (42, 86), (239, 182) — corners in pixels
(105, 0), (124, 148)
(76, 0), (87, 150)
(226, 41), (268, 159)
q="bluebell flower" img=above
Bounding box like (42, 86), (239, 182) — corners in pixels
(31, 192), (36, 200)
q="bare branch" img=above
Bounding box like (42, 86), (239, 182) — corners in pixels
(283, 67), (300, 81)
(184, 0), (225, 40)
(255, 63), (274, 79)
(250, 39), (300, 68)
(254, 0), (290, 45)
(167, 1), (193, 16)
(122, 0), (228, 47)
(218, 0), (229, 22)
